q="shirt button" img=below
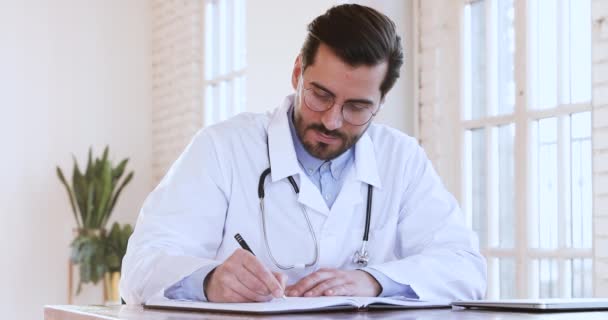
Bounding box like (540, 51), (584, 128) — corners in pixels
(308, 169), (313, 174)
(325, 194), (331, 200)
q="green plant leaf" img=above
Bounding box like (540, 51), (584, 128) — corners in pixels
(105, 171), (134, 226)
(112, 158), (129, 183)
(56, 167), (81, 228)
(85, 183), (95, 228)
(96, 160), (113, 228)
(72, 156), (88, 226)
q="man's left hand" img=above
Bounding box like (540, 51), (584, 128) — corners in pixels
(285, 268), (381, 297)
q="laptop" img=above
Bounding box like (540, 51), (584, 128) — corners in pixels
(452, 298), (608, 311)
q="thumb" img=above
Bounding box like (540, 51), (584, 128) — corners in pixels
(272, 271), (288, 289)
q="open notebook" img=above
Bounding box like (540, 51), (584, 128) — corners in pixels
(144, 293), (450, 314)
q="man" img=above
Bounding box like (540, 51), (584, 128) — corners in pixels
(120, 4), (486, 304)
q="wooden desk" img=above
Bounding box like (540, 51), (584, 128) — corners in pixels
(44, 304), (608, 320)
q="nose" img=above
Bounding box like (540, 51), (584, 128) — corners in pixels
(320, 102), (344, 131)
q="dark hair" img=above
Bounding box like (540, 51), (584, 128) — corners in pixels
(300, 4), (404, 98)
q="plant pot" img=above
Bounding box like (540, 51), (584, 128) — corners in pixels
(103, 271), (121, 305)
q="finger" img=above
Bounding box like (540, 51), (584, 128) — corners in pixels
(286, 269), (336, 297)
(223, 285), (254, 303)
(229, 273), (274, 302)
(302, 278), (346, 297)
(235, 266), (273, 295)
(323, 284), (351, 297)
(273, 272), (288, 290)
(241, 254), (284, 297)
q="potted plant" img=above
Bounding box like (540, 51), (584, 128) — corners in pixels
(103, 222), (133, 303)
(56, 146), (134, 299)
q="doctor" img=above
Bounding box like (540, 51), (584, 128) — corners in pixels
(121, 4), (486, 304)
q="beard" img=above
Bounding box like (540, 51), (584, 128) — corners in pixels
(294, 114), (367, 161)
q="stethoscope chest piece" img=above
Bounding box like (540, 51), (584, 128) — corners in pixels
(353, 240), (369, 267)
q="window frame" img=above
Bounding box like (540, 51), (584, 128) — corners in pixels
(460, 0), (593, 298)
(202, 0), (247, 126)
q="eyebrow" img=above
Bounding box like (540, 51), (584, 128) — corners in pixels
(309, 81), (375, 105)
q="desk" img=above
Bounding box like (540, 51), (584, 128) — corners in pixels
(44, 305), (608, 320)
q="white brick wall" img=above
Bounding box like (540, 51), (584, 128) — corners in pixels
(593, 0), (608, 296)
(416, 0), (462, 198)
(150, 0), (204, 183)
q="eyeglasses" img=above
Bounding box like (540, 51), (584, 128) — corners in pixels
(301, 87), (379, 126)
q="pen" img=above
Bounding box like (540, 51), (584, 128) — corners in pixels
(234, 233), (286, 299)
(234, 233), (255, 255)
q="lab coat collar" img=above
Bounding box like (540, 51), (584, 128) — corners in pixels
(267, 95), (300, 183)
(354, 129), (383, 189)
(268, 94), (383, 189)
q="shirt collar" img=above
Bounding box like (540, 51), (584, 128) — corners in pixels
(287, 105), (353, 180)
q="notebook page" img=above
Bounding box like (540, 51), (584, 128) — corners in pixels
(352, 296), (451, 309)
(145, 294), (360, 313)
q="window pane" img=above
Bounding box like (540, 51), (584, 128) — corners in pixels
(529, 0), (591, 107)
(567, 258), (593, 298)
(465, 128), (487, 247)
(569, 0), (591, 103)
(531, 118), (558, 249)
(496, 0), (515, 115)
(569, 112), (592, 248)
(497, 124), (515, 248)
(530, 259), (559, 298)
(218, 0), (228, 75)
(529, 0), (558, 109)
(499, 258), (516, 299)
(233, 0), (246, 71)
(205, 1), (216, 80)
(463, 1), (486, 120)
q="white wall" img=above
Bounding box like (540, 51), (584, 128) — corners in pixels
(246, 0), (416, 135)
(0, 1), (152, 319)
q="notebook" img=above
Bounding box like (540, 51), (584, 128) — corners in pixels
(452, 298), (608, 311)
(144, 293), (450, 314)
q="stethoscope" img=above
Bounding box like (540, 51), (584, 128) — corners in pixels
(258, 166), (373, 269)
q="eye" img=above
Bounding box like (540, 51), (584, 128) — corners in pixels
(312, 88), (332, 101)
(345, 103), (373, 113)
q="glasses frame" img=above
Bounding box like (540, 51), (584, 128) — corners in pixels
(301, 87), (381, 126)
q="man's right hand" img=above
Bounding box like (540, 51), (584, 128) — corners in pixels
(204, 248), (287, 302)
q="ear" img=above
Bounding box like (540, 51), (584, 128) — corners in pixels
(291, 55), (303, 90)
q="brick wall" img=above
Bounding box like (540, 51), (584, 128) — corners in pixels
(592, 0), (608, 297)
(416, 0), (462, 198)
(150, 0), (204, 183)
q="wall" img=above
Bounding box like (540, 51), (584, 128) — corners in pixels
(149, 0), (204, 183)
(0, 1), (152, 319)
(592, 0), (608, 297)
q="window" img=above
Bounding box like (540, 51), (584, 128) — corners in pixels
(462, 0), (592, 298)
(204, 0), (246, 126)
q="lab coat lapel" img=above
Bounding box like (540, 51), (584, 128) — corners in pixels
(329, 132), (381, 218)
(267, 95), (330, 216)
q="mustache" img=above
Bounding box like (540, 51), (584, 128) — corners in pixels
(307, 124), (346, 140)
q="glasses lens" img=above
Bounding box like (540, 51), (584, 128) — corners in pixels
(303, 88), (332, 112)
(343, 104), (374, 126)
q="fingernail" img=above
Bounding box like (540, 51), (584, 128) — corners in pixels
(273, 289), (282, 297)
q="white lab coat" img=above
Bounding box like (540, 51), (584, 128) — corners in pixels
(120, 95), (487, 304)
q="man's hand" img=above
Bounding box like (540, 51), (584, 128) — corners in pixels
(285, 268), (381, 297)
(205, 249), (287, 302)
